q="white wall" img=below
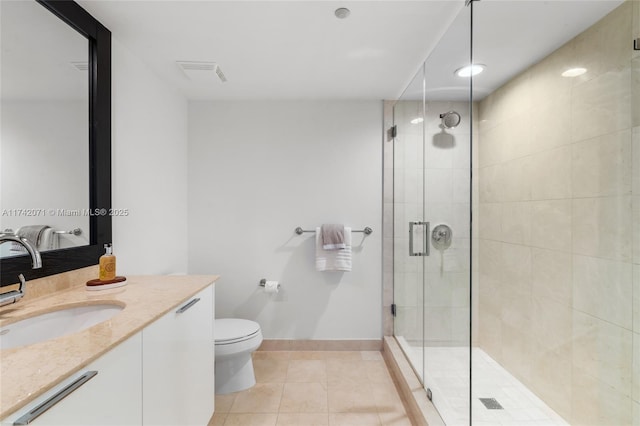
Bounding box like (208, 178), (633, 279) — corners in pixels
(188, 101), (382, 340)
(0, 101), (90, 250)
(111, 37), (188, 275)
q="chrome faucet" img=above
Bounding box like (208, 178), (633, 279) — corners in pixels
(0, 232), (42, 307)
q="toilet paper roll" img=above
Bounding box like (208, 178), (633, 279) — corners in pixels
(264, 280), (280, 293)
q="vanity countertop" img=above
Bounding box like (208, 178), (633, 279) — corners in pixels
(0, 274), (219, 419)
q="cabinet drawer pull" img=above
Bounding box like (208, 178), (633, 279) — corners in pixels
(14, 371), (98, 425)
(176, 297), (200, 314)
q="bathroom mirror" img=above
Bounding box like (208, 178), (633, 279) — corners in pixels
(0, 0), (111, 287)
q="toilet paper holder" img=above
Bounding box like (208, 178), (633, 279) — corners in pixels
(259, 278), (280, 293)
(259, 278), (280, 289)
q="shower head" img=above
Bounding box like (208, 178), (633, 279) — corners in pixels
(440, 111), (461, 129)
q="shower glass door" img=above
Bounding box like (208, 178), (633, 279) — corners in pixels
(393, 64), (427, 385)
(393, 4), (472, 423)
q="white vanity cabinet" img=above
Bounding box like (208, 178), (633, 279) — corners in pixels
(142, 285), (214, 426)
(1, 283), (215, 426)
(1, 333), (142, 426)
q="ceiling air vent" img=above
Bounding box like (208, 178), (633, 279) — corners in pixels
(70, 61), (88, 71)
(176, 61), (227, 83)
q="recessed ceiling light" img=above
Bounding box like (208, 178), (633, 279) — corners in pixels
(335, 7), (350, 19)
(410, 117), (424, 124)
(561, 67), (587, 77)
(455, 64), (485, 77)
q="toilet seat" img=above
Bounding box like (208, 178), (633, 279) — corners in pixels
(215, 319), (261, 345)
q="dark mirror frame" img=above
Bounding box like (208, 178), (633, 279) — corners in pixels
(1, 0), (111, 287)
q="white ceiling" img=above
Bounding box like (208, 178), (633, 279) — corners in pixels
(2, 0), (625, 102)
(76, 0), (465, 100)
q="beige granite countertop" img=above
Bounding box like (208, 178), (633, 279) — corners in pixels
(0, 274), (219, 419)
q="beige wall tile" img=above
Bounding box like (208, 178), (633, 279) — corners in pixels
(530, 146), (572, 200)
(635, 265), (640, 333)
(634, 332), (640, 403)
(531, 248), (572, 306)
(500, 243), (532, 290)
(528, 41), (573, 110)
(478, 203), (502, 241)
(633, 127), (640, 195)
(571, 67), (631, 142)
(500, 283), (531, 332)
(572, 311), (632, 396)
(573, 1), (632, 81)
(531, 296), (572, 351)
(529, 342), (572, 421)
(479, 164), (503, 203)
(501, 114), (533, 162)
(572, 129), (632, 197)
(475, 2), (635, 421)
(501, 157), (533, 201)
(573, 255), (633, 328)
(530, 200), (572, 252)
(571, 366), (633, 426)
(500, 322), (532, 384)
(477, 311), (502, 364)
(572, 196), (633, 262)
(478, 72), (531, 132)
(633, 59), (640, 127)
(501, 202), (531, 245)
(478, 239), (503, 318)
(529, 103), (572, 154)
(634, 196), (640, 265)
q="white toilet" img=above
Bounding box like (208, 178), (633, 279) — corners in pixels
(214, 318), (263, 394)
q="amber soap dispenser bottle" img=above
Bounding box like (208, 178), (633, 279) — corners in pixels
(99, 243), (116, 281)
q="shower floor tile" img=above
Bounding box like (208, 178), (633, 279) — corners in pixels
(400, 343), (568, 426)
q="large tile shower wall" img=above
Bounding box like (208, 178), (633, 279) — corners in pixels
(477, 2), (639, 424)
(393, 100), (473, 347)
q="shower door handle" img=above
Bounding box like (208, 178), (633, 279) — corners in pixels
(409, 221), (429, 256)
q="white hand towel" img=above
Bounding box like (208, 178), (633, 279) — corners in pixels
(316, 227), (352, 272)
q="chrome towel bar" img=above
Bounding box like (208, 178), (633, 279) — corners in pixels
(295, 226), (373, 235)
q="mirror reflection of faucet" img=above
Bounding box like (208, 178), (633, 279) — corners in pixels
(0, 232), (42, 307)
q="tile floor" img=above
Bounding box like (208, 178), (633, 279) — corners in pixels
(208, 350), (412, 426)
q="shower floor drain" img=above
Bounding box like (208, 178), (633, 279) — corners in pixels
(479, 398), (504, 410)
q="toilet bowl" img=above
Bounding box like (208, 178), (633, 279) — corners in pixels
(214, 318), (263, 394)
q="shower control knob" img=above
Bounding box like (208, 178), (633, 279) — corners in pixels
(431, 224), (452, 250)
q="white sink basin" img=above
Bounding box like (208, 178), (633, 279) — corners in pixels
(0, 304), (123, 350)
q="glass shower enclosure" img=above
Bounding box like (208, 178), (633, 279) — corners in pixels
(391, 0), (639, 424)
(393, 4), (473, 423)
